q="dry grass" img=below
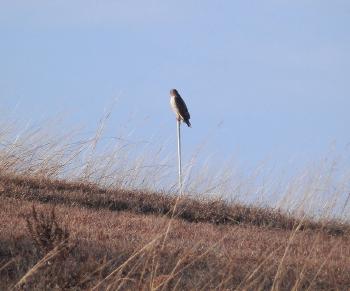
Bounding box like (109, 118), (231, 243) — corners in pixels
(0, 174), (349, 290)
(1, 174), (348, 236)
(0, 116), (349, 290)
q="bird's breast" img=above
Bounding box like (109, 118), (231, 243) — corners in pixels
(170, 97), (177, 111)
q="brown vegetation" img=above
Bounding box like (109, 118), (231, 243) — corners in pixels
(0, 173), (349, 290)
(0, 119), (349, 290)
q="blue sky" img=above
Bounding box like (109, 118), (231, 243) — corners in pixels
(0, 1), (349, 171)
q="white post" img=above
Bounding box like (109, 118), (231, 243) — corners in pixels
(177, 119), (182, 195)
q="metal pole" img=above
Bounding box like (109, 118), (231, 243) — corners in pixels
(177, 119), (182, 194)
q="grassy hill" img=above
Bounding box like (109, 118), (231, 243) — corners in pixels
(1, 174), (349, 290)
(0, 121), (349, 290)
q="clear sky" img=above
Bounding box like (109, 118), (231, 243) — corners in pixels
(0, 1), (349, 173)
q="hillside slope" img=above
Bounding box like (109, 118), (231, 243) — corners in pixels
(1, 174), (349, 290)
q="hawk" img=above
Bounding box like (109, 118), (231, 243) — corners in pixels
(170, 89), (191, 127)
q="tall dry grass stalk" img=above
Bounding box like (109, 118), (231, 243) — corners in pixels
(0, 109), (349, 220)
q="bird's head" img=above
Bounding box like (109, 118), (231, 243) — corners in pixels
(170, 89), (179, 97)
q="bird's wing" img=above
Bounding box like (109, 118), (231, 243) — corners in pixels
(175, 96), (191, 119)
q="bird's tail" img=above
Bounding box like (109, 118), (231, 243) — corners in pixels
(185, 119), (191, 127)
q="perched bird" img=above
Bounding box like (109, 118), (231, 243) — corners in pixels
(170, 89), (191, 127)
